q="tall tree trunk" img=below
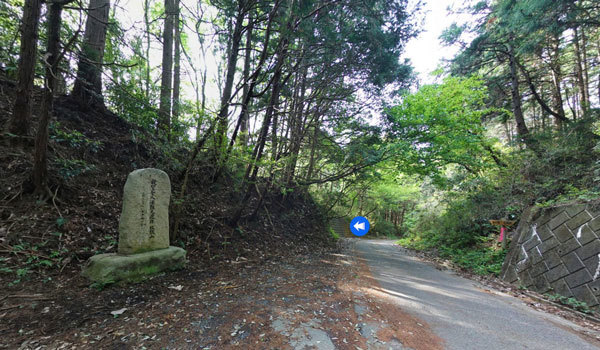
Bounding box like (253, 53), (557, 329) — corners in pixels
(33, 0), (64, 197)
(239, 11), (254, 148)
(597, 40), (600, 103)
(231, 44), (287, 225)
(277, 102), (290, 160)
(225, 11), (254, 154)
(305, 116), (320, 181)
(581, 26), (590, 111)
(573, 27), (589, 114)
(517, 60), (569, 126)
(144, 0), (151, 99)
(216, 2), (279, 181)
(507, 44), (530, 142)
(215, 2), (245, 154)
(503, 118), (512, 145)
(285, 63), (308, 187)
(71, 0), (110, 107)
(7, 0), (42, 138)
(549, 35), (566, 128)
(269, 101), (280, 179)
(158, 0), (175, 134)
(565, 83), (577, 119)
(172, 0), (181, 127)
(248, 56), (284, 182)
(193, 31), (208, 141)
(398, 206), (407, 235)
(195, 66), (207, 140)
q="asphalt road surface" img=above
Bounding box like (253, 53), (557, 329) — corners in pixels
(354, 239), (599, 350)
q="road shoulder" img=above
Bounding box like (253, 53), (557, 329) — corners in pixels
(393, 241), (600, 346)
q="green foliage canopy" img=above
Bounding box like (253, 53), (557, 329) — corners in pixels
(385, 76), (499, 183)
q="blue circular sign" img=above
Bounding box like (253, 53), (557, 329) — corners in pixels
(350, 216), (370, 237)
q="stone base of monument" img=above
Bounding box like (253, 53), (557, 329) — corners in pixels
(82, 246), (186, 284)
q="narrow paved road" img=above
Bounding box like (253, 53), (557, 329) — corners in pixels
(354, 239), (599, 350)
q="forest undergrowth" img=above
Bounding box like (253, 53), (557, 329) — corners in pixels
(0, 76), (336, 290)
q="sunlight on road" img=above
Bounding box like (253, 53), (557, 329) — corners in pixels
(355, 239), (600, 350)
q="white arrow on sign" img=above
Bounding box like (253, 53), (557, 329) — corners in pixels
(354, 221), (365, 231)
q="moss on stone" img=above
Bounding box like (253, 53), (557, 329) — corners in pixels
(81, 246), (186, 285)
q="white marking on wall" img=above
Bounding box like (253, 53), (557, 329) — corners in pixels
(517, 224), (539, 271)
(516, 244), (529, 271)
(593, 254), (600, 281)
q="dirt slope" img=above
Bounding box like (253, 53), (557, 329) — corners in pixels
(0, 76), (335, 322)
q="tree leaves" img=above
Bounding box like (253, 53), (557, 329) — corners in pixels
(385, 76), (498, 183)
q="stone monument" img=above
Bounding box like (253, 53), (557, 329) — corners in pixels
(82, 168), (186, 284)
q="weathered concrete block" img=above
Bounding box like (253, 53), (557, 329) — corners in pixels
(582, 255), (599, 277)
(550, 278), (573, 297)
(508, 250), (522, 265)
(523, 236), (541, 252)
(536, 225), (554, 242)
(553, 224), (572, 243)
(562, 252), (584, 273)
(576, 240), (600, 261)
(556, 238), (581, 257)
(542, 249), (561, 269)
(548, 211), (570, 230)
(118, 168), (171, 255)
(82, 246), (186, 284)
(535, 207), (556, 226)
(587, 279), (600, 296)
(529, 248), (544, 265)
(564, 268), (593, 289)
(539, 237), (559, 254)
(545, 264), (569, 283)
(516, 258), (532, 272)
(565, 204), (586, 218)
(566, 211), (593, 231)
(588, 216), (600, 232)
(575, 224), (597, 245)
(518, 225), (533, 244)
(504, 203), (600, 309)
(503, 266), (519, 283)
(516, 245), (529, 262)
(517, 270), (534, 287)
(571, 285), (599, 307)
(532, 274), (551, 293)
(529, 261), (549, 278)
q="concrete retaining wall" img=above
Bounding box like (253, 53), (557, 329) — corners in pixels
(501, 202), (600, 310)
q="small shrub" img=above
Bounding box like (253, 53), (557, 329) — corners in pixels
(443, 246), (506, 275)
(55, 158), (96, 180)
(371, 220), (397, 237)
(50, 122), (103, 152)
(545, 293), (593, 314)
(397, 236), (507, 276)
